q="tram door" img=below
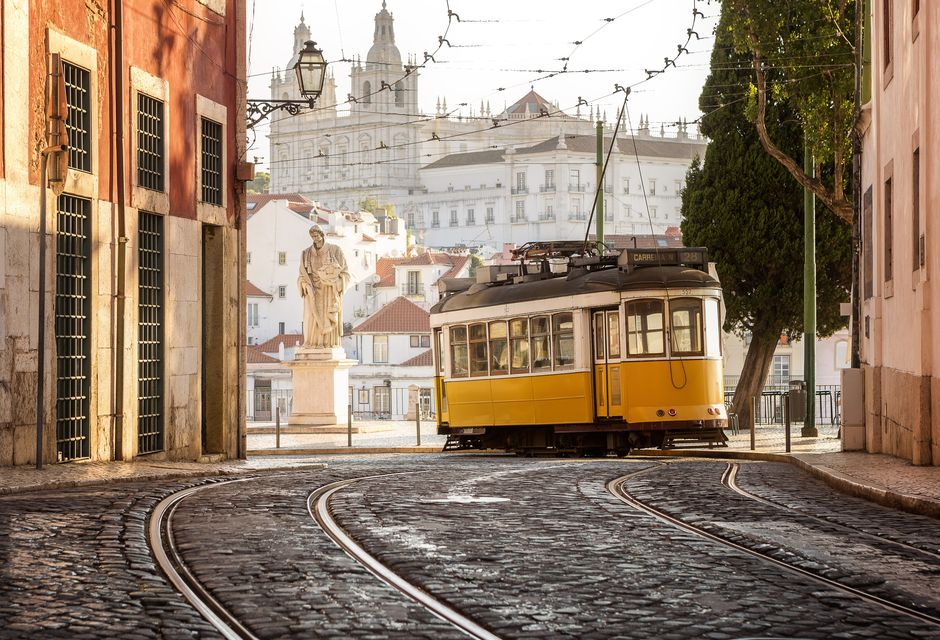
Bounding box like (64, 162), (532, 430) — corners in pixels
(592, 310), (624, 419)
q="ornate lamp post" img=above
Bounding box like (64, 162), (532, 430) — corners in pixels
(247, 40), (327, 129)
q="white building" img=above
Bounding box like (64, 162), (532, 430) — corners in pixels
(412, 128), (705, 248)
(245, 193), (407, 345)
(349, 297), (436, 420)
(267, 7), (701, 248)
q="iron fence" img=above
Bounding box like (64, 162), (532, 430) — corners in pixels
(246, 386), (436, 422)
(723, 383), (841, 426)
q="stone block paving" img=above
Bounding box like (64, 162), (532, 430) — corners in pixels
(332, 458), (940, 639)
(625, 461), (940, 624)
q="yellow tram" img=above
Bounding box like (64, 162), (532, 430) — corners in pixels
(430, 243), (727, 455)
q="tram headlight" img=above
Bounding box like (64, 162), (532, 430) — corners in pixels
(667, 408), (677, 417)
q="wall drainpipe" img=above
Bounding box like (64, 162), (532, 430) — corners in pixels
(111, 0), (127, 460)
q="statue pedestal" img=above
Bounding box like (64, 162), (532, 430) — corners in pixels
(287, 347), (356, 428)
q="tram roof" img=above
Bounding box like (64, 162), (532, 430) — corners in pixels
(430, 266), (719, 314)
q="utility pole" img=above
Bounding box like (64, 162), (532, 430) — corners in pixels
(803, 138), (818, 437)
(595, 120), (604, 252)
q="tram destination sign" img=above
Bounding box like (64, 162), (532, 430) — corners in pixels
(619, 247), (708, 270)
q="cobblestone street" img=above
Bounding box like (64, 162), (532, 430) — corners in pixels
(1, 455), (939, 638)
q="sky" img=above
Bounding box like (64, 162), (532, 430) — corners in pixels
(246, 0), (720, 166)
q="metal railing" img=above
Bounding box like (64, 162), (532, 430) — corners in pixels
(248, 387), (436, 423)
(724, 383), (841, 426)
(539, 184), (556, 193)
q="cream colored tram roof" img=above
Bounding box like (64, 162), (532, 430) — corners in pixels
(431, 266), (719, 318)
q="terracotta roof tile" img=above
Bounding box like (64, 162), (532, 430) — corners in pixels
(247, 346), (280, 364)
(353, 297), (429, 334)
(246, 281), (271, 298)
(247, 193), (312, 217)
(400, 349), (433, 367)
(441, 255), (471, 280)
(256, 333), (304, 352)
(375, 257), (407, 288)
(362, 234), (376, 242)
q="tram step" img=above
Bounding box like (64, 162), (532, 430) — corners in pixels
(660, 429), (728, 450)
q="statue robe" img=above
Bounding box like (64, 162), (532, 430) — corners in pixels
(297, 241), (350, 348)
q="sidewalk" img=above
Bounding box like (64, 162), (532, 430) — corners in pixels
(247, 419), (445, 455)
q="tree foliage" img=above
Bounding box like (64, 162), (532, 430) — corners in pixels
(246, 171), (269, 195)
(721, 0), (856, 223)
(359, 196), (397, 218)
(682, 7), (852, 419)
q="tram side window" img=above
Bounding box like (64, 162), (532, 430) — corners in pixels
(531, 315), (552, 371)
(594, 313), (605, 358)
(670, 298), (704, 355)
(509, 318), (529, 373)
(625, 299), (665, 356)
(704, 298), (722, 357)
(469, 323), (488, 376)
(607, 311), (621, 359)
(435, 328), (444, 374)
(552, 312), (575, 369)
(450, 326), (468, 377)
(489, 321), (509, 375)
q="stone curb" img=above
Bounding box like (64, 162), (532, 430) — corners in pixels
(248, 446), (445, 456)
(0, 463), (328, 497)
(631, 449), (940, 519)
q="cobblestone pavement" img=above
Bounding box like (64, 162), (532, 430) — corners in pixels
(2, 455), (939, 639)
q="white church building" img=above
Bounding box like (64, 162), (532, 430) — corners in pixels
(266, 4), (706, 251)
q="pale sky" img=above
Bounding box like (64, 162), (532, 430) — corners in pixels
(246, 0), (719, 165)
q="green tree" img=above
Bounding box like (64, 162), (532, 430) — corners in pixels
(246, 171), (269, 194)
(359, 196), (397, 218)
(722, 0), (856, 223)
(682, 8), (851, 426)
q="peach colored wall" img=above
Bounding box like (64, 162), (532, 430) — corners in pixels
(861, 0), (937, 465)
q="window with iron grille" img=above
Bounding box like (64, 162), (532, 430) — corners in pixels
(63, 61), (92, 172)
(138, 211), (165, 454)
(137, 93), (165, 192)
(55, 194), (92, 461)
(201, 117), (223, 205)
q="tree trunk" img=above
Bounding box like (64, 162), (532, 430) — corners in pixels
(731, 333), (779, 430)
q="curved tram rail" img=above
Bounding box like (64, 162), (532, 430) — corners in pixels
(149, 479), (259, 640)
(607, 469), (940, 629)
(721, 462), (940, 562)
(308, 476), (502, 640)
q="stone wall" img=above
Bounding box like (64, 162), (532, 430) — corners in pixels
(864, 365), (935, 466)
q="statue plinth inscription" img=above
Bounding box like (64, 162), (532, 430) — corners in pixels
(288, 226), (356, 428)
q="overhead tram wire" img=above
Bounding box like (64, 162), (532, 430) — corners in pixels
(581, 89), (629, 253)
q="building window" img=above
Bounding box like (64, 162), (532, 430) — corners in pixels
(373, 386), (390, 414)
(200, 117), (223, 206)
(569, 169), (580, 191)
(410, 335), (420, 347)
(278, 285), (286, 298)
(278, 251), (287, 265)
(485, 207), (495, 224)
(137, 93), (165, 192)
(770, 355), (790, 386)
(247, 252), (252, 264)
(420, 335), (430, 348)
(138, 211), (165, 455)
(450, 209), (458, 226)
(63, 61), (92, 172)
(407, 212), (415, 228)
(248, 302), (259, 327)
(407, 270), (421, 296)
(623, 178), (630, 194)
(466, 208), (475, 225)
(883, 0), (892, 69)
(570, 198), (582, 220)
(514, 200), (525, 222)
(649, 179), (657, 196)
(432, 211), (440, 227)
(278, 321), (285, 334)
(674, 180), (682, 195)
(884, 176), (893, 282)
(545, 169), (554, 188)
(913, 148), (921, 271)
(373, 335), (389, 363)
(515, 171), (527, 192)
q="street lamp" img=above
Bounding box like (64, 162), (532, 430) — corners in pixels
(247, 40), (327, 129)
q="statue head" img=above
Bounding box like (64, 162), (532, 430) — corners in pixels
(309, 225), (325, 249)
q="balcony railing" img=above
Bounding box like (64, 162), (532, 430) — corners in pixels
(401, 284), (425, 299)
(569, 183), (586, 192)
(538, 213), (556, 222)
(568, 213), (587, 221)
(539, 184), (556, 193)
(511, 186), (529, 195)
(511, 215), (528, 224)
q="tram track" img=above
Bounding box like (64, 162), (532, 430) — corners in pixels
(720, 462), (940, 562)
(607, 470), (940, 629)
(149, 479), (259, 640)
(308, 474), (502, 640)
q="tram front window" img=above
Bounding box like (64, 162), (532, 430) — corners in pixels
(450, 326), (468, 377)
(552, 313), (574, 369)
(489, 321), (508, 375)
(469, 323), (488, 376)
(625, 299), (665, 356)
(531, 315), (551, 371)
(670, 298), (703, 355)
(510, 318), (529, 373)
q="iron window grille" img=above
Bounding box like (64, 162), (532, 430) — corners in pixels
(137, 93), (165, 192)
(63, 61), (92, 172)
(55, 194), (92, 461)
(138, 212), (165, 454)
(200, 117), (223, 206)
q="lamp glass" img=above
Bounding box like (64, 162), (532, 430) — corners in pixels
(294, 41), (326, 98)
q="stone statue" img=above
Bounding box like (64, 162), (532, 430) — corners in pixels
(298, 226), (350, 349)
